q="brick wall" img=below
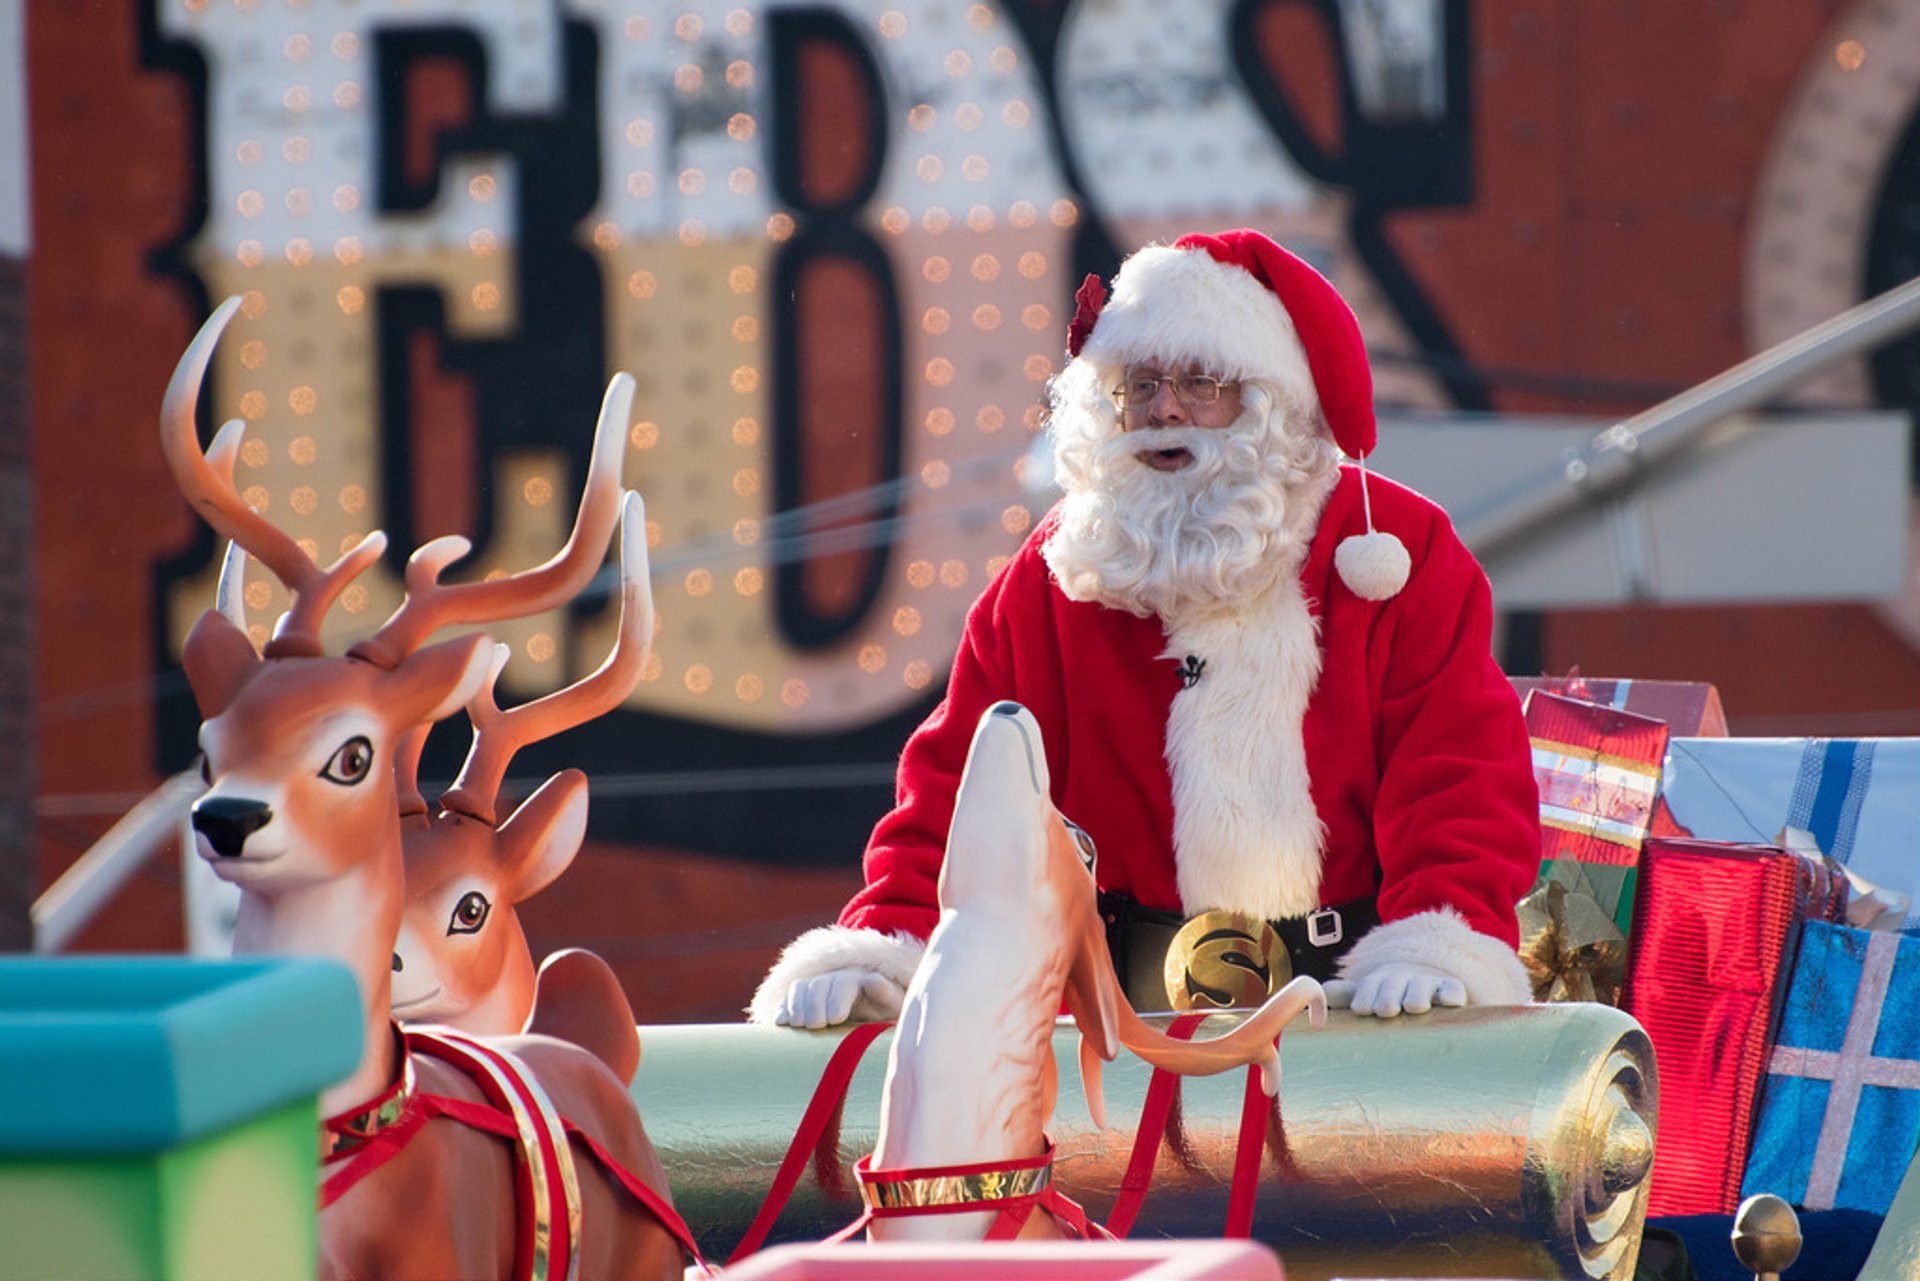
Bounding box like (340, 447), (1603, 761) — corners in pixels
(0, 251), (31, 950)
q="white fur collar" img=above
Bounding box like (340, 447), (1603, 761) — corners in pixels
(1162, 570), (1327, 919)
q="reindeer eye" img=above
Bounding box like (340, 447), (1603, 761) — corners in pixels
(320, 735), (375, 785)
(1064, 819), (1098, 876)
(449, 891), (491, 936)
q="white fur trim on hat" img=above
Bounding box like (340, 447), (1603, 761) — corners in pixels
(1336, 908), (1532, 1006)
(1078, 244), (1318, 403)
(746, 925), (927, 1024)
(1335, 530), (1410, 600)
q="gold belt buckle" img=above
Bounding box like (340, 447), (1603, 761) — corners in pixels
(1163, 909), (1292, 1011)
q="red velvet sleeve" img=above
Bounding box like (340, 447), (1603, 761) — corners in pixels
(1366, 505), (1540, 948)
(836, 552), (1028, 941)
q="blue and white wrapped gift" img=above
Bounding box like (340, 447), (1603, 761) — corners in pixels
(1741, 921), (1920, 1213)
(1660, 738), (1917, 930)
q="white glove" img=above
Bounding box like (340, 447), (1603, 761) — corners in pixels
(775, 968), (907, 1029)
(1323, 963), (1467, 1018)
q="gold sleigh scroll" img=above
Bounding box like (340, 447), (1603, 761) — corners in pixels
(632, 1002), (1656, 1281)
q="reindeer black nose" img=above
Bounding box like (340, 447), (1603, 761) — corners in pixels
(192, 797), (272, 858)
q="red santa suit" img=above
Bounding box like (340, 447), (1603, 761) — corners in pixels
(750, 229), (1537, 1022)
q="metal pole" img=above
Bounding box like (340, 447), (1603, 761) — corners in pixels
(31, 770), (203, 953)
(1460, 274), (1920, 563)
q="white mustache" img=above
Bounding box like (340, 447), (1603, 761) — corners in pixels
(1098, 423), (1244, 474)
(1110, 425), (1208, 454)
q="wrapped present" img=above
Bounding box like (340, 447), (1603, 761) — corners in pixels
(1777, 827), (1876, 929)
(1742, 922), (1920, 1215)
(1518, 876), (1628, 1004)
(1524, 690), (1668, 945)
(1511, 672), (1729, 737)
(1622, 838), (1842, 1216)
(1661, 737), (1920, 932)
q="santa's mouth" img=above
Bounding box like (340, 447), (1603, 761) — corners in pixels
(1136, 447), (1194, 472)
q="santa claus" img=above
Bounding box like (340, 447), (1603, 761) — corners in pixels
(750, 228), (1538, 1025)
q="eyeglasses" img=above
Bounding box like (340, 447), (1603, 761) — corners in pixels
(1112, 368), (1237, 411)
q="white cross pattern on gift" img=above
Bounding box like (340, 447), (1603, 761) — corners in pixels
(1767, 931), (1920, 1210)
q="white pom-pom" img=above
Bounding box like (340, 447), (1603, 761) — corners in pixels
(1335, 531), (1410, 600)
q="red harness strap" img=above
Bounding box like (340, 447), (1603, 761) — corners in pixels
(317, 1027), (710, 1280)
(408, 1029), (579, 1281)
(1103, 1011), (1205, 1236)
(1225, 1060), (1273, 1238)
(319, 1090), (518, 1207)
(1102, 1012), (1277, 1240)
(729, 1020), (893, 1263)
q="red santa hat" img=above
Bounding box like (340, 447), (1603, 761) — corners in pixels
(1066, 229), (1409, 601)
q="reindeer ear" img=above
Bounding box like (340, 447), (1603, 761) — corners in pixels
(182, 607), (260, 717)
(496, 769), (589, 900)
(384, 634), (494, 726)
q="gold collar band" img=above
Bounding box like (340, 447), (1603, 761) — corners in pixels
(857, 1143), (1054, 1213)
(320, 1023), (417, 1162)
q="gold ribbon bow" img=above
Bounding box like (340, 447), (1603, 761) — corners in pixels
(1519, 879), (1628, 1005)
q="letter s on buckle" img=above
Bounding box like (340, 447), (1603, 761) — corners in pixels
(1164, 910), (1290, 1011)
(1306, 907), (1343, 948)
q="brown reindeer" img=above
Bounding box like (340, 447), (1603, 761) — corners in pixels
(387, 507), (653, 1036)
(165, 296), (687, 1281)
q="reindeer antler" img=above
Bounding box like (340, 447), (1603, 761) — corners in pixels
(394, 723), (435, 820)
(213, 539), (250, 633)
(434, 491), (654, 825)
(347, 374), (635, 670)
(162, 297), (387, 657)
(167, 297), (635, 670)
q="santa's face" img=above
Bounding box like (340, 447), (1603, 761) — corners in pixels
(1114, 362), (1246, 471)
(1042, 356), (1337, 620)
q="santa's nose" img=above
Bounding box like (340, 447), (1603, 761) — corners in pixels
(1146, 382), (1188, 425)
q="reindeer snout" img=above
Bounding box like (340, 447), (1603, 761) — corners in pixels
(192, 797), (273, 858)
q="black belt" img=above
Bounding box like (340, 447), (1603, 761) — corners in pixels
(1098, 889), (1380, 1012)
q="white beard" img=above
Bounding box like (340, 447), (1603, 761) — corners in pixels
(1041, 374), (1340, 623)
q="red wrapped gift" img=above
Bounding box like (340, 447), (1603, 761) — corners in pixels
(1510, 672), (1729, 737)
(1621, 838), (1845, 1215)
(1524, 690), (1668, 874)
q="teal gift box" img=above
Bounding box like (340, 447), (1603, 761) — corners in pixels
(0, 956), (361, 1281)
(1741, 921), (1920, 1215)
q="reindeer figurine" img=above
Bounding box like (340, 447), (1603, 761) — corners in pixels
(387, 563), (651, 1035)
(165, 296), (691, 1281)
(859, 702), (1326, 1242)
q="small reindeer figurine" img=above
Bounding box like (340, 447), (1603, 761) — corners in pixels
(165, 296), (691, 1281)
(388, 567), (652, 1034)
(861, 702), (1326, 1242)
